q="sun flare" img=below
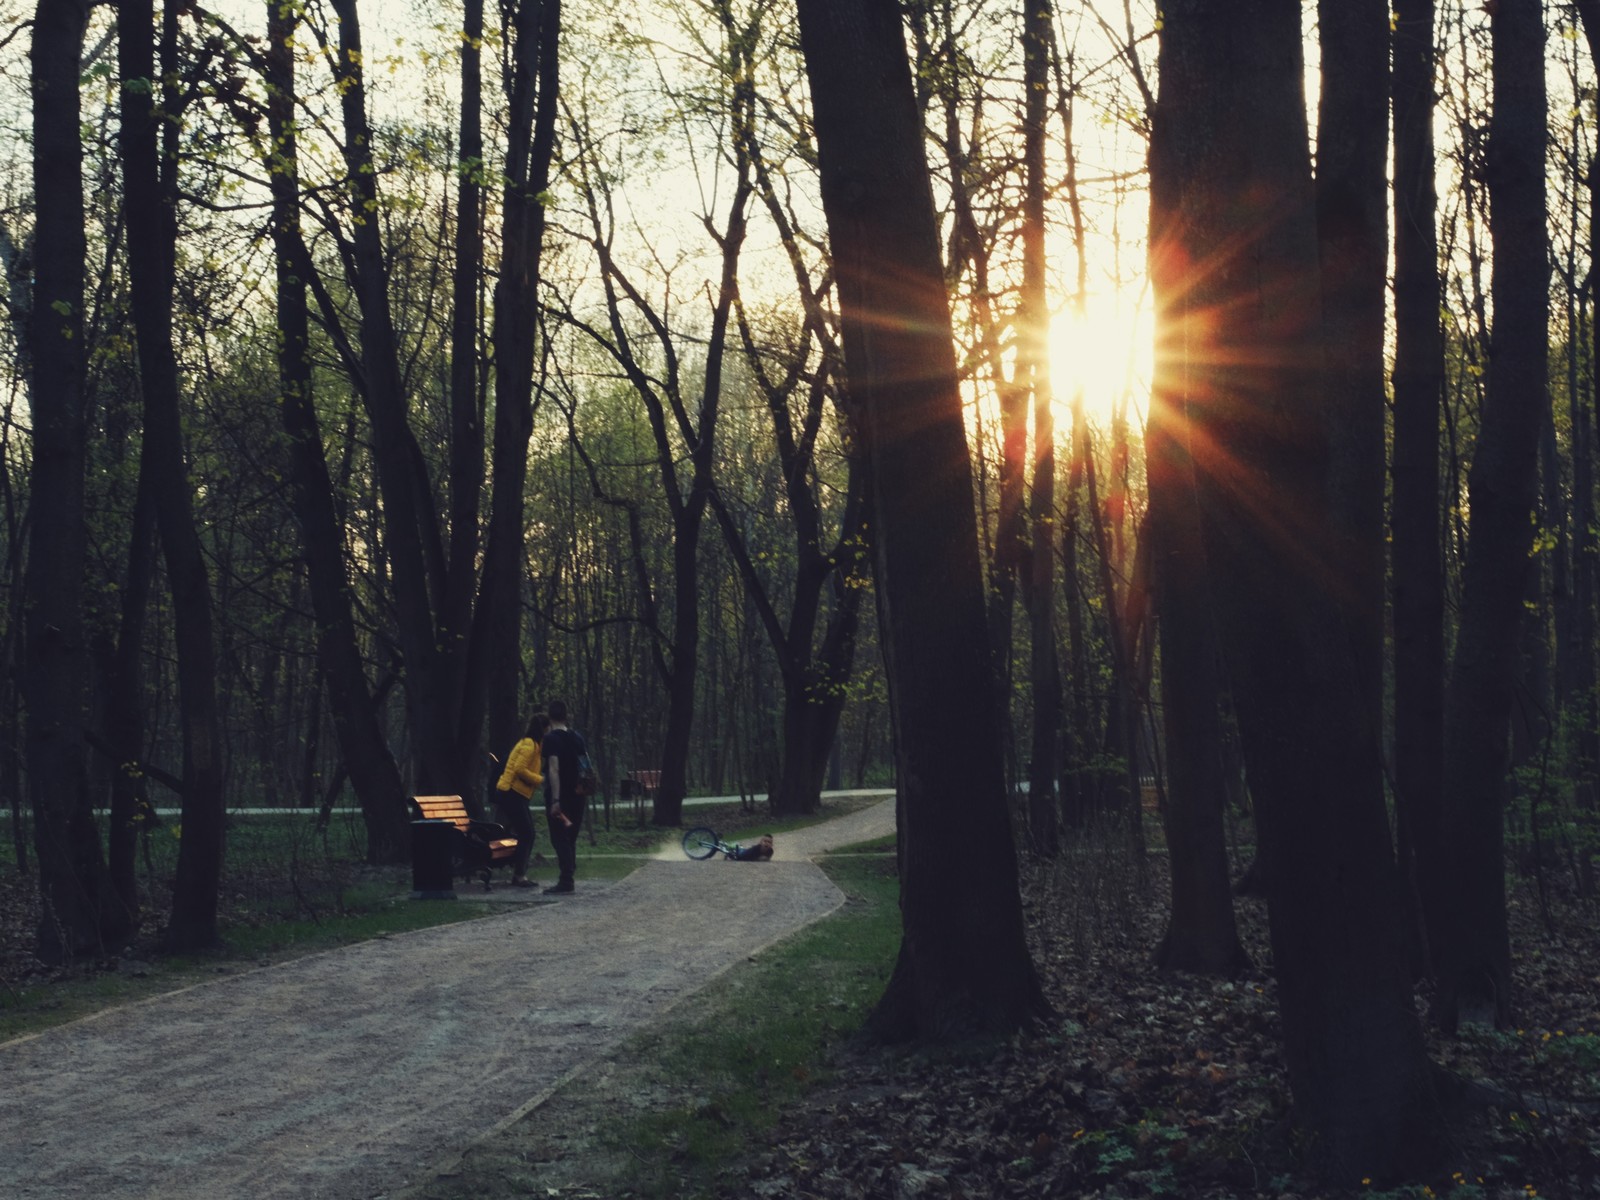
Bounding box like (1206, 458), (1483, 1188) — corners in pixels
(1047, 300), (1154, 425)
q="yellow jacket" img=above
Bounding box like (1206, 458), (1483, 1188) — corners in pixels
(496, 737), (543, 799)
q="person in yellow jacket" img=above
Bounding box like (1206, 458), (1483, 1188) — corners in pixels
(494, 712), (550, 888)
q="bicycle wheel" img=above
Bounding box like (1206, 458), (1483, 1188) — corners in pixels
(682, 826), (720, 860)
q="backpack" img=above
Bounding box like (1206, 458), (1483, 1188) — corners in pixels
(576, 737), (601, 797)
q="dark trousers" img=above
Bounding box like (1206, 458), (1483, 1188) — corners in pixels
(492, 792), (536, 877)
(546, 796), (585, 883)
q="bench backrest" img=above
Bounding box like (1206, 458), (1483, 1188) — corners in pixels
(628, 770), (662, 790)
(411, 794), (470, 830)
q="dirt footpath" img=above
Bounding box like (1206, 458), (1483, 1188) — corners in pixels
(0, 799), (894, 1200)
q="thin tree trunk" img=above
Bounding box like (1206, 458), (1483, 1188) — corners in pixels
(446, 0), (486, 759)
(266, 0), (410, 862)
(120, 0), (227, 952)
(102, 475), (156, 920)
(1572, 1), (1600, 821)
(1059, 397), (1092, 825)
(1020, 0), (1060, 854)
(326, 0), (456, 791)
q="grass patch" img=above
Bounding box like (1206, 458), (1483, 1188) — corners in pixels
(402, 842), (901, 1200)
(616, 853), (899, 1197)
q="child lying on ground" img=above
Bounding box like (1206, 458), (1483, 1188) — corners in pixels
(731, 834), (774, 861)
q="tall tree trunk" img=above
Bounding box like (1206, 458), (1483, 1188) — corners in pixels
(472, 0), (559, 764)
(266, 0), (410, 862)
(446, 0), (486, 721)
(1580, 229), (1600, 812)
(1391, 0), (1448, 973)
(1020, 0), (1060, 854)
(1572, 1), (1600, 820)
(120, 0), (227, 952)
(1316, 0), (1389, 721)
(1437, 0), (1548, 1032)
(26, 0), (126, 961)
(1153, 0), (1441, 1177)
(1145, 349), (1245, 974)
(795, 0), (1049, 1040)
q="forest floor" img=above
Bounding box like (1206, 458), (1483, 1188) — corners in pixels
(409, 829), (1600, 1200)
(707, 855), (1600, 1200)
(2, 806), (1597, 1200)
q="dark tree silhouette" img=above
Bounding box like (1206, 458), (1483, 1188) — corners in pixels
(264, 0), (410, 862)
(26, 0), (128, 961)
(1153, 0), (1441, 1177)
(794, 0), (1049, 1039)
(471, 0), (561, 767)
(1391, 0), (1448, 971)
(1438, 0), (1549, 1031)
(120, 0), (228, 952)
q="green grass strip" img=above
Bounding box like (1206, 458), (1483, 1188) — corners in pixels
(616, 851), (900, 1197)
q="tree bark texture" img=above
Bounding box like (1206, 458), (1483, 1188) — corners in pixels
(1391, 0), (1448, 974)
(1153, 0), (1440, 1178)
(1144, 386), (1245, 976)
(1316, 0), (1389, 727)
(120, 0), (227, 952)
(446, 0), (487, 749)
(1572, 1), (1600, 824)
(1437, 0), (1549, 1031)
(1021, 0), (1060, 854)
(795, 0), (1049, 1040)
(26, 0), (126, 961)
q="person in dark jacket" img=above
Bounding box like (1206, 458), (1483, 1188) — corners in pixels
(539, 699), (591, 894)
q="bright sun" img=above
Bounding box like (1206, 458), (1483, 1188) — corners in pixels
(1046, 300), (1154, 426)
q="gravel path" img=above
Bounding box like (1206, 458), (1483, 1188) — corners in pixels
(0, 798), (894, 1200)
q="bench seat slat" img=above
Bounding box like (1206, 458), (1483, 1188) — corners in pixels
(410, 795), (521, 887)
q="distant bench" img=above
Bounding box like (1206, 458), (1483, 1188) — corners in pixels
(617, 770), (661, 824)
(408, 794), (519, 891)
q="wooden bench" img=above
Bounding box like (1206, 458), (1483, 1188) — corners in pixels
(618, 770), (661, 824)
(408, 794), (519, 891)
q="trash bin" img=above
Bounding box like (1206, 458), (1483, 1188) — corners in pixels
(410, 819), (457, 900)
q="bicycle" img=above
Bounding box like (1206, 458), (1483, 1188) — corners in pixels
(682, 826), (776, 861)
(681, 826), (742, 859)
